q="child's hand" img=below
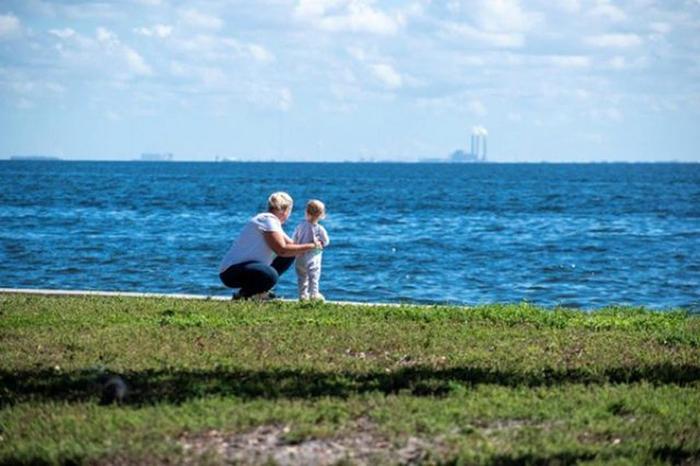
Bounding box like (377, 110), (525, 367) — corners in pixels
(313, 238), (324, 250)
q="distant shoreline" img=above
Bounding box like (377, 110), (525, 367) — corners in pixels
(9, 155), (63, 161)
(2, 158), (698, 164)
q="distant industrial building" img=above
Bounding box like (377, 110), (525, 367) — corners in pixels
(419, 125), (488, 163)
(139, 153), (173, 161)
(467, 125), (488, 162)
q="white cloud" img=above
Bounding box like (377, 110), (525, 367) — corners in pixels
(65, 3), (122, 20)
(167, 62), (290, 105)
(553, 0), (581, 13)
(6, 77), (66, 96)
(546, 55), (591, 68)
(650, 22), (671, 34)
(221, 37), (275, 63)
(124, 47), (153, 76)
(49, 28), (75, 39)
(134, 24), (172, 38)
(371, 63), (402, 89)
(468, 100), (487, 116)
(441, 22), (524, 48)
(0, 13), (21, 39)
(439, 0), (540, 48)
(347, 46), (367, 61)
(53, 27), (154, 78)
(590, 106), (623, 121)
(574, 88), (590, 100)
(604, 107), (622, 121)
(278, 88), (293, 111)
(347, 46), (407, 89)
(179, 9), (223, 30)
(416, 93), (487, 115)
(295, 0), (406, 35)
(240, 83), (294, 111)
(585, 33), (643, 48)
(247, 44), (274, 63)
(174, 34), (275, 64)
(10, 80), (35, 94)
(589, 1), (627, 22)
(606, 55), (649, 70)
(608, 56), (626, 69)
(475, 0), (542, 33)
(199, 66), (227, 87)
(169, 60), (187, 77)
(447, 1), (462, 13)
(96, 26), (118, 45)
(167, 62), (223, 86)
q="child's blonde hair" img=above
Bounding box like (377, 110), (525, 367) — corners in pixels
(268, 192), (293, 213)
(306, 199), (326, 219)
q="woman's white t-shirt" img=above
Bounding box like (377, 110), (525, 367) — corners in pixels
(219, 213), (283, 272)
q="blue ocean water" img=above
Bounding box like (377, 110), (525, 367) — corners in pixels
(1, 161), (698, 311)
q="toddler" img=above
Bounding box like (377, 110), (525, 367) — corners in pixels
(293, 199), (330, 301)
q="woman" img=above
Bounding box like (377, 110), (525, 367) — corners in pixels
(219, 192), (321, 299)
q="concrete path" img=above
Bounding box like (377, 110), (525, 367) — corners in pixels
(0, 287), (231, 301)
(0, 288), (409, 307)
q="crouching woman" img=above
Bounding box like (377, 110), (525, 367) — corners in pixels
(219, 192), (321, 299)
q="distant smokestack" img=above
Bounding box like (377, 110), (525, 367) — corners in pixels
(470, 125), (488, 159)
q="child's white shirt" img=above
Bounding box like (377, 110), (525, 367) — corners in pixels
(293, 220), (329, 297)
(293, 220), (330, 265)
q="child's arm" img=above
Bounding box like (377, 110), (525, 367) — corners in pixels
(318, 225), (330, 247)
(292, 225), (301, 244)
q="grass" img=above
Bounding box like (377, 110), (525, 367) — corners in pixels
(0, 294), (699, 465)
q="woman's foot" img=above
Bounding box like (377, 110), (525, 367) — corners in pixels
(250, 291), (278, 301)
(233, 290), (277, 301)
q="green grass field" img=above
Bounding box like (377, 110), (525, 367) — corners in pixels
(1, 294), (699, 465)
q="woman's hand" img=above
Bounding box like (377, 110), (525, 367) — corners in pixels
(313, 238), (324, 250)
(264, 231), (322, 257)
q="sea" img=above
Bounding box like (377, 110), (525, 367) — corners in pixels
(1, 161), (698, 311)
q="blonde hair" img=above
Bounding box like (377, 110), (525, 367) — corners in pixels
(267, 192), (293, 213)
(306, 199), (326, 219)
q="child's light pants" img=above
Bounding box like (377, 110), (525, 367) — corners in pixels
(296, 253), (323, 298)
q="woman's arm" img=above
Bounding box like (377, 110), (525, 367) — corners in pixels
(264, 231), (320, 257)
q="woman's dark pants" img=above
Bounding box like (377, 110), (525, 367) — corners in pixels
(219, 256), (295, 297)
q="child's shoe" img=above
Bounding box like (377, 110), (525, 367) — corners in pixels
(299, 293), (310, 301)
(310, 293), (325, 302)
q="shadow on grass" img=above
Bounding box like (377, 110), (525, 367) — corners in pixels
(1, 363), (698, 406)
(481, 447), (700, 466)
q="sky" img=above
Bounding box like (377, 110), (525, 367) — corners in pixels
(0, 0), (699, 162)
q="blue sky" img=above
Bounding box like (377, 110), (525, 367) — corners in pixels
(0, 0), (699, 162)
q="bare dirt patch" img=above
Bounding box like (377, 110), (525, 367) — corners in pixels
(179, 419), (445, 465)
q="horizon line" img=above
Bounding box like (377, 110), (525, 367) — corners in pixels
(1, 157), (698, 164)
